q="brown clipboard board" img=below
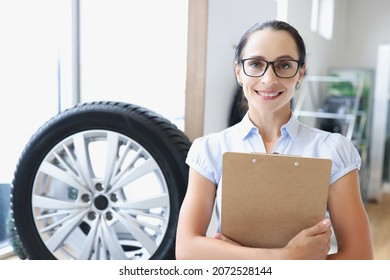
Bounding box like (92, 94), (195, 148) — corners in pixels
(221, 152), (332, 248)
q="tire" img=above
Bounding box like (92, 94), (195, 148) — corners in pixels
(11, 101), (191, 260)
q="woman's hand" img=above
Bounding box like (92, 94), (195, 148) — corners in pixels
(215, 220), (331, 260)
(285, 219), (332, 259)
(214, 233), (242, 246)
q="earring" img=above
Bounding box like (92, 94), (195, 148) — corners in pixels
(238, 81), (243, 87)
(295, 82), (300, 89)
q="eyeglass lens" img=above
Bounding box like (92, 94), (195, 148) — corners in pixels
(243, 59), (299, 78)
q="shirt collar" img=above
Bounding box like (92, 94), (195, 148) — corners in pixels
(236, 112), (257, 140)
(282, 112), (299, 141)
(236, 111), (300, 141)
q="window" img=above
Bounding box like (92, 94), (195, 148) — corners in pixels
(276, 0), (289, 22)
(0, 0), (188, 257)
(0, 0), (72, 256)
(80, 0), (188, 130)
(311, 0), (334, 40)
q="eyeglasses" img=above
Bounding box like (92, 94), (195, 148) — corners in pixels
(240, 58), (301, 78)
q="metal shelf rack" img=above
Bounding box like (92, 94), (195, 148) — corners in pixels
(293, 71), (374, 200)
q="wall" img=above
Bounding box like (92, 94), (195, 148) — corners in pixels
(289, 0), (390, 72)
(338, 0), (390, 69)
(287, 0), (349, 76)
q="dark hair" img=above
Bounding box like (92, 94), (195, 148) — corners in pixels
(234, 20), (306, 66)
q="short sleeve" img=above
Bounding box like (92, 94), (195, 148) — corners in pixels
(322, 133), (361, 185)
(185, 136), (222, 185)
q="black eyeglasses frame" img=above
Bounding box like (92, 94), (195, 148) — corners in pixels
(240, 58), (303, 79)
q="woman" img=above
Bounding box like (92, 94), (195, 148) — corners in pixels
(176, 20), (373, 259)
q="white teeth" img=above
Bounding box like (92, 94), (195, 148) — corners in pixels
(258, 92), (280, 97)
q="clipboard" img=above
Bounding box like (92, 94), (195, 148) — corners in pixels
(221, 152), (332, 248)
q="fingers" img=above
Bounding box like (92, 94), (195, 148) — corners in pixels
(322, 218), (332, 227)
(303, 218), (332, 237)
(308, 219), (332, 258)
(285, 219), (332, 259)
(214, 233), (241, 246)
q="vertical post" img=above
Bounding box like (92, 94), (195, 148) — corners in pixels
(184, 0), (208, 141)
(72, 0), (81, 105)
(368, 44), (390, 202)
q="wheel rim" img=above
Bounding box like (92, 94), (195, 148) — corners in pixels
(31, 130), (170, 259)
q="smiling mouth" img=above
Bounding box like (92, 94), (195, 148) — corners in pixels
(255, 90), (283, 97)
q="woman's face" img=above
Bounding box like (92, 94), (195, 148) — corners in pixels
(235, 29), (306, 115)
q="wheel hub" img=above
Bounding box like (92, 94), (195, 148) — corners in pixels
(94, 195), (109, 210)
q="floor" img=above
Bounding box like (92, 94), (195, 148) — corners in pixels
(3, 194), (390, 260)
(365, 193), (390, 260)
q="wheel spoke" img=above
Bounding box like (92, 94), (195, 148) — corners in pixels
(110, 147), (142, 187)
(92, 227), (105, 260)
(33, 194), (86, 210)
(128, 216), (163, 235)
(78, 218), (99, 260)
(40, 161), (89, 192)
(53, 150), (86, 187)
(103, 132), (120, 188)
(73, 133), (94, 187)
(110, 158), (159, 193)
(122, 209), (166, 220)
(116, 193), (169, 210)
(113, 211), (157, 255)
(36, 210), (70, 221)
(45, 209), (89, 252)
(100, 218), (127, 260)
